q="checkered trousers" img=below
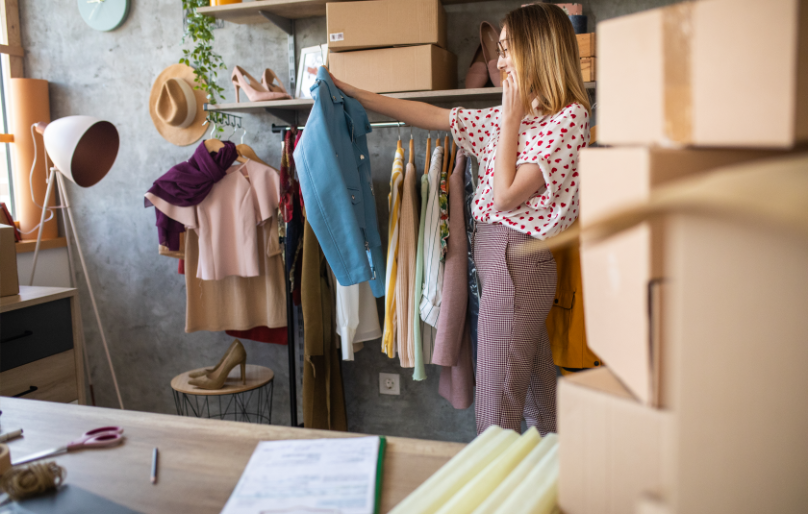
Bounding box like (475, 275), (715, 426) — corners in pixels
(474, 222), (558, 435)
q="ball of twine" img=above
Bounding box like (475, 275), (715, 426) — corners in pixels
(0, 461), (66, 501)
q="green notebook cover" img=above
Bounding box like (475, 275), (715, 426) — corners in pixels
(375, 436), (387, 514)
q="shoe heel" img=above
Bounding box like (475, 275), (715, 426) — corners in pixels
(234, 84), (240, 103)
(240, 361), (246, 385)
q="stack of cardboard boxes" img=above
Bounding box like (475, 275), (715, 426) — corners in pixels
(559, 0), (808, 513)
(326, 0), (457, 93)
(577, 33), (595, 82)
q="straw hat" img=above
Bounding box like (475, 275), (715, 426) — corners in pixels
(149, 63), (208, 146)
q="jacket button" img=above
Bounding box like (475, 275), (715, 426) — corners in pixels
(332, 95), (336, 100)
(554, 298), (559, 304)
(594, 361), (600, 366)
(360, 155), (365, 160)
(351, 195), (355, 200)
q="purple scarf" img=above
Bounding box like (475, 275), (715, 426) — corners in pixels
(146, 140), (238, 251)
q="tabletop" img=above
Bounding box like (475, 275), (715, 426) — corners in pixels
(0, 398), (465, 513)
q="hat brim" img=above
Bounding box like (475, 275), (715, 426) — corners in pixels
(149, 64), (209, 147)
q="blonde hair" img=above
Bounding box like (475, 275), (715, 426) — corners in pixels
(503, 4), (591, 117)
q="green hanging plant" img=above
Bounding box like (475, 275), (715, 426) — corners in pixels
(180, 0), (227, 128)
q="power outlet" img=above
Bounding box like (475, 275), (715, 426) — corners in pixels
(379, 373), (400, 395)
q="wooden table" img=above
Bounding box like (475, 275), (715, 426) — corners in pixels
(0, 398), (464, 513)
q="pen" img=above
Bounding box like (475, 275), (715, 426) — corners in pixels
(151, 447), (159, 485)
(0, 429), (23, 443)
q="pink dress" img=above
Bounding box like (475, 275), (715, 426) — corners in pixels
(145, 160), (281, 280)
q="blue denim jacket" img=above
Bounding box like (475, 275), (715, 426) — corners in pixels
(294, 67), (386, 298)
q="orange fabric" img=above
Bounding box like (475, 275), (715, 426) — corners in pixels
(547, 227), (601, 369)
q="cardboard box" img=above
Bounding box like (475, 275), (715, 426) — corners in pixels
(579, 148), (777, 405)
(577, 32), (595, 57)
(558, 367), (671, 514)
(328, 45), (457, 93)
(326, 0), (446, 52)
(663, 213), (808, 514)
(598, 0), (808, 148)
(0, 224), (19, 297)
(580, 57), (595, 82)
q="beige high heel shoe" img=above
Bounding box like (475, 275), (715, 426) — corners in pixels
(231, 66), (291, 103)
(188, 339), (247, 390)
(188, 339), (240, 378)
(261, 68), (290, 96)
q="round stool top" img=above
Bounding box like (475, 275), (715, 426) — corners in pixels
(171, 364), (274, 396)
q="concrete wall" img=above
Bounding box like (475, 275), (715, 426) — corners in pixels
(19, 0), (677, 443)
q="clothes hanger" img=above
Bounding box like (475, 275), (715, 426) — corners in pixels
(396, 122), (402, 153)
(442, 135), (449, 175)
(237, 144), (269, 167)
(446, 139), (457, 193)
(408, 126), (415, 166)
(205, 115), (247, 163)
(424, 130), (431, 176)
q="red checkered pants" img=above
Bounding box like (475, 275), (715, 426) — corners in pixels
(474, 223), (558, 435)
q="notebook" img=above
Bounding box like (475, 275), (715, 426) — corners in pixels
(221, 436), (386, 514)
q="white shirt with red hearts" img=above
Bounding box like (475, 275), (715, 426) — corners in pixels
(450, 102), (590, 240)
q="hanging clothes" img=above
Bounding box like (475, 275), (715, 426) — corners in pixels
(279, 128), (298, 223)
(412, 171), (430, 381)
(395, 162), (420, 368)
(225, 326), (288, 345)
(439, 150), (451, 261)
(145, 140), (237, 251)
(463, 156), (480, 364)
(420, 145), (445, 328)
(546, 232), (601, 370)
(301, 220), (348, 431)
(335, 280), (381, 361)
(147, 160), (281, 281)
(435, 150), (474, 409)
(382, 147), (405, 358)
(183, 223), (286, 333)
(294, 67), (386, 296)
(284, 131), (305, 306)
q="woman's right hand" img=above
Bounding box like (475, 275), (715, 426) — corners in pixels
(328, 71), (359, 98)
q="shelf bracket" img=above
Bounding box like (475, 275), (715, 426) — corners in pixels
(259, 11), (296, 95)
(265, 108), (297, 127)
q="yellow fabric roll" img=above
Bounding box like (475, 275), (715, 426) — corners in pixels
(492, 444), (560, 514)
(471, 433), (559, 514)
(389, 427), (519, 514)
(435, 427), (541, 514)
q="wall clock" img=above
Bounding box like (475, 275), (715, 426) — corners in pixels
(77, 0), (131, 32)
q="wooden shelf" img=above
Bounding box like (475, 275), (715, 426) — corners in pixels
(198, 0), (499, 24)
(205, 84), (595, 118)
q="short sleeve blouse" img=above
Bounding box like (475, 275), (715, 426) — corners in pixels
(450, 102), (590, 239)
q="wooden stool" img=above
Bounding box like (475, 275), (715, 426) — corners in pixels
(170, 365), (274, 424)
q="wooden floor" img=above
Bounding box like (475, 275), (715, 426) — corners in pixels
(0, 398), (465, 513)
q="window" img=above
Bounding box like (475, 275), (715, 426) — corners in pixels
(0, 56), (13, 215)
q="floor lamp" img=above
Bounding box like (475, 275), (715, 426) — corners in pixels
(28, 115), (124, 410)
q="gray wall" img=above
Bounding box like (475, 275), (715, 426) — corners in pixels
(20, 0), (677, 443)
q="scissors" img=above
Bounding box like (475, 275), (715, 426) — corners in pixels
(12, 426), (125, 466)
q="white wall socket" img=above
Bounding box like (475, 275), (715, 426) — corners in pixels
(379, 373), (400, 395)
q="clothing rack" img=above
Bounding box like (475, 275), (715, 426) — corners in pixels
(271, 121), (409, 134)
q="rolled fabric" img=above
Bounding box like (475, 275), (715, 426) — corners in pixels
(389, 426), (519, 514)
(435, 427), (541, 514)
(492, 443), (560, 514)
(471, 433), (559, 514)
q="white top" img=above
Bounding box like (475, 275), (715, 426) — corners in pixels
(335, 280), (382, 361)
(419, 145), (445, 327)
(145, 160), (281, 281)
(450, 103), (590, 239)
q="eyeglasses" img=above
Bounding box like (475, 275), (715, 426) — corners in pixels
(496, 40), (510, 59)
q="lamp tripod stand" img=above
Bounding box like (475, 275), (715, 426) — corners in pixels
(29, 166), (125, 410)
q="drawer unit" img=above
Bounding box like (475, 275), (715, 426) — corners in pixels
(0, 286), (85, 404)
(0, 350), (78, 403)
(1, 298), (74, 371)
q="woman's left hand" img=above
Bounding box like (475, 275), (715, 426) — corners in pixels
(501, 73), (525, 129)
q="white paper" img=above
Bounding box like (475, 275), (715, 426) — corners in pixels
(220, 437), (381, 514)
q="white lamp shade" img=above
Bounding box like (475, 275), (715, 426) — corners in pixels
(42, 115), (119, 187)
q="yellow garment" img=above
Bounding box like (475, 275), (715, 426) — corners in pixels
(547, 223), (601, 369)
(382, 147), (405, 358)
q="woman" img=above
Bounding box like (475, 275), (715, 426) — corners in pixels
(332, 4), (590, 435)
